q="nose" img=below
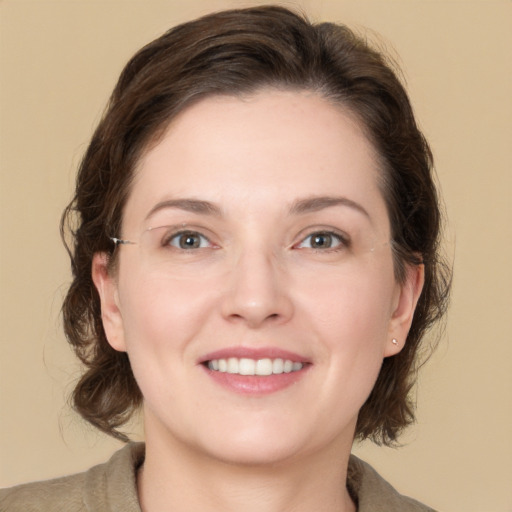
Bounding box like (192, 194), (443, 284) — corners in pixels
(220, 247), (294, 328)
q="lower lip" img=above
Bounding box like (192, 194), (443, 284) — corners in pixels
(202, 366), (310, 395)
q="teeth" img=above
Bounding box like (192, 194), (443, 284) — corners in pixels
(239, 358), (256, 375)
(227, 357), (238, 374)
(256, 358), (273, 376)
(272, 358), (284, 374)
(207, 357), (303, 376)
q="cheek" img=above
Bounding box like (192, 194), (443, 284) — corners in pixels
(116, 268), (219, 354)
(298, 261), (397, 343)
(114, 271), (221, 413)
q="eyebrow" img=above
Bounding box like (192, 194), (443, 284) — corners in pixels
(289, 195), (370, 218)
(145, 198), (223, 220)
(145, 195), (369, 221)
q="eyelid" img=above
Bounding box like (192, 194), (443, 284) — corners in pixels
(168, 230), (211, 249)
(291, 227), (351, 251)
(148, 224), (220, 249)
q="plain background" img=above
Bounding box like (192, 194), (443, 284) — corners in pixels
(1, 1), (511, 510)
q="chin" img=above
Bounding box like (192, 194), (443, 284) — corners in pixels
(192, 415), (349, 469)
(201, 436), (306, 468)
(174, 415), (311, 468)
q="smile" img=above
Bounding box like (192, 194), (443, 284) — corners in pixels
(207, 357), (304, 376)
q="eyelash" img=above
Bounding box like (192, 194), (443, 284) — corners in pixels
(160, 228), (350, 253)
(293, 230), (350, 252)
(163, 230), (213, 250)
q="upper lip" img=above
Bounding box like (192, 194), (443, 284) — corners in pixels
(198, 347), (310, 365)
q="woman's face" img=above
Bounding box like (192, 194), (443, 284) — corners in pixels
(94, 90), (421, 466)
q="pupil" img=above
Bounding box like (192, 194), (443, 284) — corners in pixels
(313, 234), (331, 248)
(180, 234), (199, 249)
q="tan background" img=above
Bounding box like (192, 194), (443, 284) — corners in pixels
(1, 1), (511, 510)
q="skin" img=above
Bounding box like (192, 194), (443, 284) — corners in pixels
(93, 89), (424, 512)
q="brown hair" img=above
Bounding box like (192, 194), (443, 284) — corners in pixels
(61, 5), (451, 444)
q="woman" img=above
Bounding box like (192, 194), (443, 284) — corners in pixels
(1, 6), (450, 511)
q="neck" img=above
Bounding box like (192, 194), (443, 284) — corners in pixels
(138, 422), (356, 512)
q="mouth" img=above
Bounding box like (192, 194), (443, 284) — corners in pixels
(205, 357), (304, 376)
(199, 348), (310, 394)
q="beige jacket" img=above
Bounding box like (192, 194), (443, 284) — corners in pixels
(0, 443), (436, 511)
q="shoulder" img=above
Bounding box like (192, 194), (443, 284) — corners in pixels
(348, 455), (437, 512)
(0, 443), (144, 512)
(0, 472), (87, 512)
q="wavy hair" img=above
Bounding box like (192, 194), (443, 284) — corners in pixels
(61, 5), (451, 444)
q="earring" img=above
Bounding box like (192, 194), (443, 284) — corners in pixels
(392, 338), (398, 345)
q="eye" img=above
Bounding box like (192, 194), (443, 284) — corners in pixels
(295, 231), (347, 250)
(167, 231), (211, 249)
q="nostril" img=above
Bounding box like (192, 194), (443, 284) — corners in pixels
(220, 268), (294, 327)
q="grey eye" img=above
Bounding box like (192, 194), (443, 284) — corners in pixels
(169, 231), (210, 249)
(297, 232), (345, 250)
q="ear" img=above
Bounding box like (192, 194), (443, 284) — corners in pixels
(384, 263), (425, 357)
(91, 252), (126, 352)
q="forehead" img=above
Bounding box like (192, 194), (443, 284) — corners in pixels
(125, 89), (385, 227)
